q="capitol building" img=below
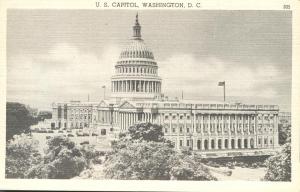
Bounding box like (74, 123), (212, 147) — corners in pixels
(50, 14), (279, 154)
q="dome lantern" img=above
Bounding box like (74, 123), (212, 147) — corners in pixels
(133, 13), (142, 40)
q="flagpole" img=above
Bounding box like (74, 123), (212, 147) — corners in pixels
(104, 87), (106, 100)
(223, 83), (226, 102)
(102, 86), (106, 100)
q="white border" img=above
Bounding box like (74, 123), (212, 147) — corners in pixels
(0, 0), (299, 191)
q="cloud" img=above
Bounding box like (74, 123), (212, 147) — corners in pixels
(159, 54), (283, 99)
(7, 43), (120, 109)
(7, 44), (289, 110)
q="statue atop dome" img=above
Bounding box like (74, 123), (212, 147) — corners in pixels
(133, 13), (142, 40)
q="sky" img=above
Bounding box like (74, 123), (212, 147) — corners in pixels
(7, 10), (292, 111)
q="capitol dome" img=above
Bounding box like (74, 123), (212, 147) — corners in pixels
(119, 40), (155, 60)
(111, 14), (162, 100)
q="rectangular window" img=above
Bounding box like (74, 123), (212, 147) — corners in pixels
(180, 127), (183, 133)
(187, 128), (190, 133)
(187, 140), (190, 146)
(172, 128), (176, 133)
(180, 140), (183, 147)
(165, 128), (168, 133)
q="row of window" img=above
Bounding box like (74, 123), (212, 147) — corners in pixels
(69, 114), (92, 120)
(163, 114), (275, 121)
(120, 50), (154, 59)
(70, 122), (89, 128)
(164, 125), (274, 134)
(116, 66), (157, 75)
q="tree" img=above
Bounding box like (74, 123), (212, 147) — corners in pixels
(104, 140), (175, 180)
(278, 123), (291, 145)
(264, 142), (291, 181)
(103, 123), (216, 180)
(26, 136), (94, 179)
(5, 134), (42, 178)
(120, 122), (165, 142)
(37, 111), (52, 121)
(6, 102), (36, 141)
(169, 152), (217, 181)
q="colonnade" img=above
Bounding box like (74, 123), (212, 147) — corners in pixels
(112, 80), (161, 93)
(170, 135), (275, 151)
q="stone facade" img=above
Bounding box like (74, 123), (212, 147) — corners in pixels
(51, 14), (280, 152)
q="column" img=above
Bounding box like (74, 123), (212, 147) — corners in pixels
(123, 112), (125, 130)
(247, 138), (251, 149)
(235, 114), (238, 135)
(124, 81), (126, 92)
(221, 137), (225, 149)
(241, 137), (244, 149)
(208, 114), (211, 135)
(234, 138), (238, 149)
(248, 115), (250, 134)
(127, 113), (129, 129)
(120, 112), (122, 130)
(201, 114), (204, 134)
(201, 139), (205, 150)
(192, 111), (197, 133)
(131, 113), (134, 126)
(184, 114), (187, 135)
(158, 82), (161, 93)
(228, 138), (232, 149)
(122, 113), (125, 130)
(128, 113), (130, 129)
(151, 81), (153, 92)
(193, 137), (197, 150)
(127, 80), (129, 92)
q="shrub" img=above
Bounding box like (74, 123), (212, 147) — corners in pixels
(264, 143), (291, 181)
(5, 134), (42, 178)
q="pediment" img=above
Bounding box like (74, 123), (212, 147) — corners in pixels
(119, 101), (135, 109)
(98, 100), (108, 107)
